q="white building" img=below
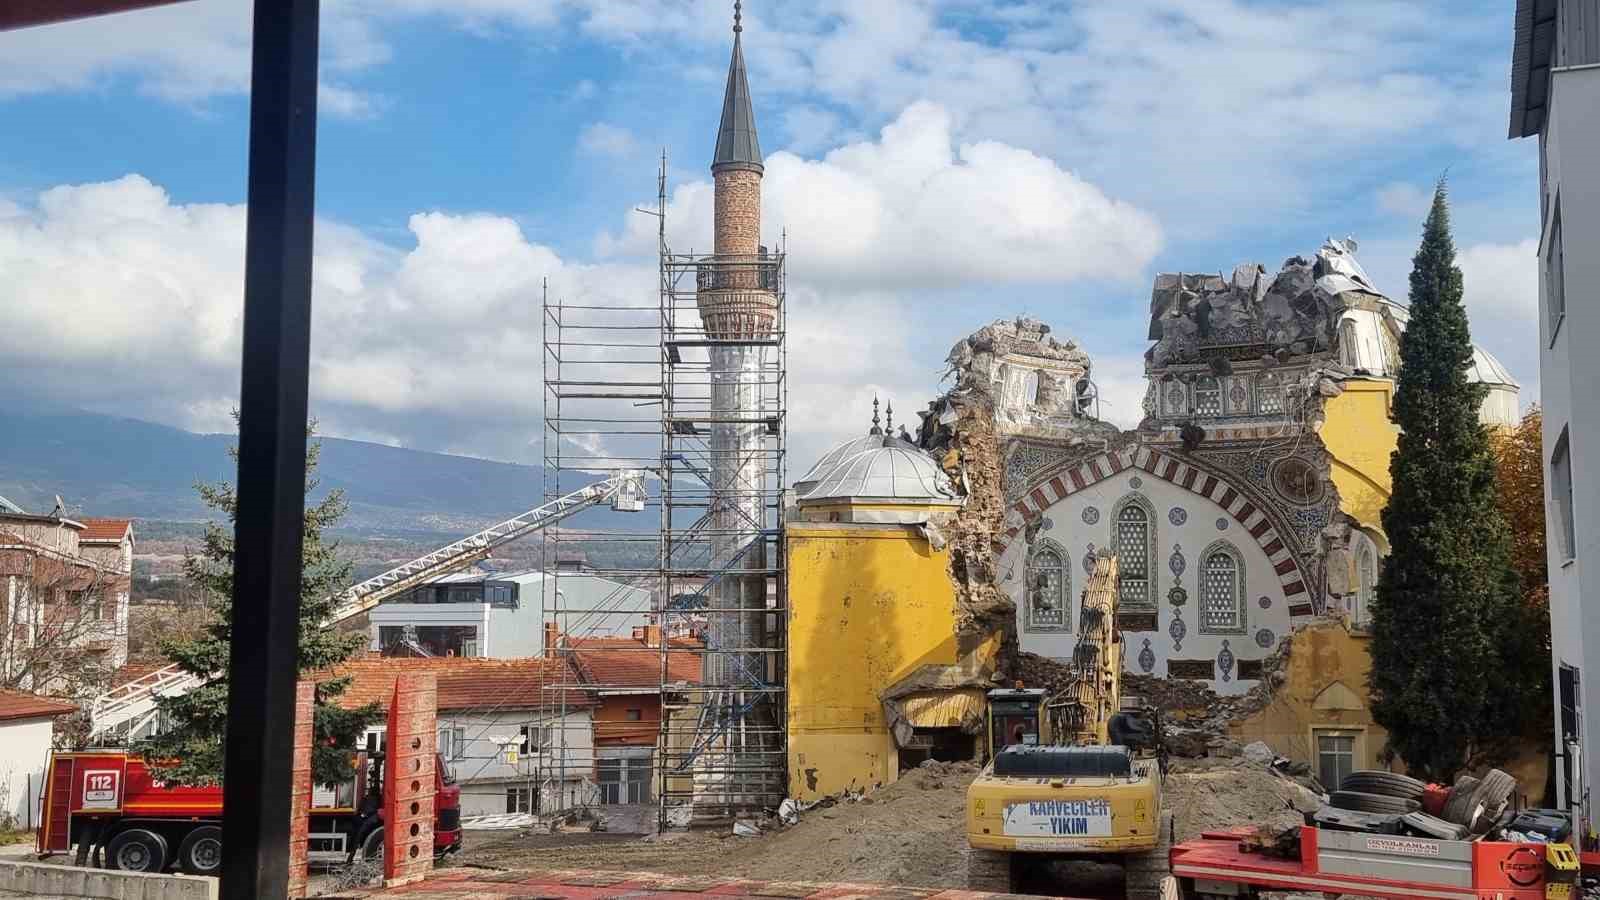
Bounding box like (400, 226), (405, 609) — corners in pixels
(368, 569), (652, 659)
(1509, 0), (1600, 828)
(336, 656), (596, 818)
(0, 688), (76, 829)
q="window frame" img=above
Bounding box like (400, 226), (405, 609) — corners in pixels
(1553, 427), (1576, 562)
(1111, 494), (1158, 611)
(1547, 195), (1566, 345)
(1197, 540), (1247, 636)
(1025, 538), (1071, 633)
(1315, 730), (1357, 791)
(1193, 376), (1222, 418)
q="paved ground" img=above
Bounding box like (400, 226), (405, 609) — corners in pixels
(340, 867), (1087, 899)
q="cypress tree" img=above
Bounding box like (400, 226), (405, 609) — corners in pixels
(1367, 182), (1535, 782)
(143, 424), (381, 786)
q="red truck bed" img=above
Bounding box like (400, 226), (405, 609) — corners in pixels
(1169, 826), (1572, 900)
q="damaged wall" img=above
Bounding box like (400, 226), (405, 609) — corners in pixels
(785, 523), (1000, 802)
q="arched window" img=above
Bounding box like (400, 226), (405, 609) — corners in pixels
(1027, 540), (1069, 632)
(1113, 494), (1157, 610)
(1199, 541), (1246, 634)
(1257, 372), (1285, 414)
(1194, 377), (1222, 417)
(1355, 543), (1377, 627)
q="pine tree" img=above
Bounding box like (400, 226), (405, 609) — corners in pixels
(1367, 182), (1538, 782)
(143, 423), (381, 786)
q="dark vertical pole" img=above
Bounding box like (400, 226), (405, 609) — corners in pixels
(222, 1), (319, 897)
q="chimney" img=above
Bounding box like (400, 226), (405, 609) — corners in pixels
(646, 624), (662, 648)
(543, 622), (560, 657)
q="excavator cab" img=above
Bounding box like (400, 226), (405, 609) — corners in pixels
(984, 688), (1047, 759)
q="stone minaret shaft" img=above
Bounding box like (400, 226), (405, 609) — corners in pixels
(694, 2), (777, 819)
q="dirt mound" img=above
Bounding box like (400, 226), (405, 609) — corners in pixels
(462, 757), (1319, 894)
(1167, 757), (1324, 842)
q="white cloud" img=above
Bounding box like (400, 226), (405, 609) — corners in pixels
(602, 102), (1163, 289)
(578, 122), (640, 158)
(318, 82), (387, 120)
(1376, 182), (1434, 219)
(1460, 238), (1539, 318)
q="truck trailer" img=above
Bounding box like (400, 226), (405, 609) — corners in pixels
(35, 747), (462, 875)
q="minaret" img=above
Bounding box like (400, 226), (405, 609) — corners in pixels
(694, 0), (779, 822)
(700, 0), (774, 336)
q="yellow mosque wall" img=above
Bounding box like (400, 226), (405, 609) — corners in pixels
(1319, 379), (1399, 539)
(785, 523), (966, 801)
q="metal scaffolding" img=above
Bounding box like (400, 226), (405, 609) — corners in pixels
(536, 155), (787, 829)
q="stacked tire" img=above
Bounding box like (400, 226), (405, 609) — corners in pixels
(1328, 770), (1425, 815)
(1440, 769), (1516, 834)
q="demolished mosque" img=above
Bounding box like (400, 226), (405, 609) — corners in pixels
(780, 238), (1521, 799)
(980, 238), (1517, 696)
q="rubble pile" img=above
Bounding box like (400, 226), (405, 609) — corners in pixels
(1147, 237), (1389, 370)
(1016, 626), (1301, 759)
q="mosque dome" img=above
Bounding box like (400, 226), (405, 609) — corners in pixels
(796, 436), (960, 506)
(1336, 299), (1522, 428)
(792, 399), (962, 523)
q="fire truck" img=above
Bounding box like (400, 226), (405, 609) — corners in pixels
(35, 743), (462, 875)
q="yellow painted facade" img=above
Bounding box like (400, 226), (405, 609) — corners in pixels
(1230, 622), (1392, 775)
(785, 522), (985, 801)
(1319, 379), (1399, 539)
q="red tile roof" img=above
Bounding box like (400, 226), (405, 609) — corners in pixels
(79, 518), (133, 542)
(325, 656), (593, 713)
(0, 688), (78, 722)
(570, 637), (702, 689)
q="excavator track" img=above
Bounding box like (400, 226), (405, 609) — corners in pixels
(964, 848), (1017, 894)
(1122, 812), (1176, 900)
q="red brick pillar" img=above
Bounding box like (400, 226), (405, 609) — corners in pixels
(287, 680), (315, 898)
(383, 672), (437, 887)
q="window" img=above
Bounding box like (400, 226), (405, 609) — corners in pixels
(625, 708), (643, 722)
(1194, 377), (1222, 417)
(1026, 541), (1069, 632)
(597, 756), (652, 805)
(1560, 665), (1581, 805)
(1257, 373), (1284, 414)
(520, 724), (550, 752)
(505, 786), (536, 814)
(1553, 428), (1576, 561)
(1198, 541), (1246, 634)
(1548, 199), (1566, 336)
(1316, 731), (1356, 790)
(1355, 543), (1377, 628)
(1113, 495), (1156, 610)
(437, 725), (466, 761)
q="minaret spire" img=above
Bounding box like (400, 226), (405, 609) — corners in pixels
(712, 1), (762, 173)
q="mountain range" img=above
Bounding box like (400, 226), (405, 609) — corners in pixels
(0, 406), (640, 538)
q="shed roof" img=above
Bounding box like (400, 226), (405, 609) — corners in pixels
(0, 688), (78, 722)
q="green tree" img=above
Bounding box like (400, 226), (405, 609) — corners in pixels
(1367, 182), (1541, 782)
(143, 424), (380, 786)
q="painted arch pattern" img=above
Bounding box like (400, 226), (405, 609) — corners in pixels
(1001, 444), (1317, 620)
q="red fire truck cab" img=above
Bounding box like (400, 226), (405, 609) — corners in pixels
(36, 748), (462, 875)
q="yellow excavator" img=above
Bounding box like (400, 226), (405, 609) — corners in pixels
(965, 551), (1172, 899)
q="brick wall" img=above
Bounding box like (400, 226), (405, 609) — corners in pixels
(714, 168), (761, 256)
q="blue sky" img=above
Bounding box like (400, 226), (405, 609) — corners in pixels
(0, 0), (1543, 472)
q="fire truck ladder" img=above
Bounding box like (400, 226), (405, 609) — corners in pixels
(88, 470), (650, 740)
